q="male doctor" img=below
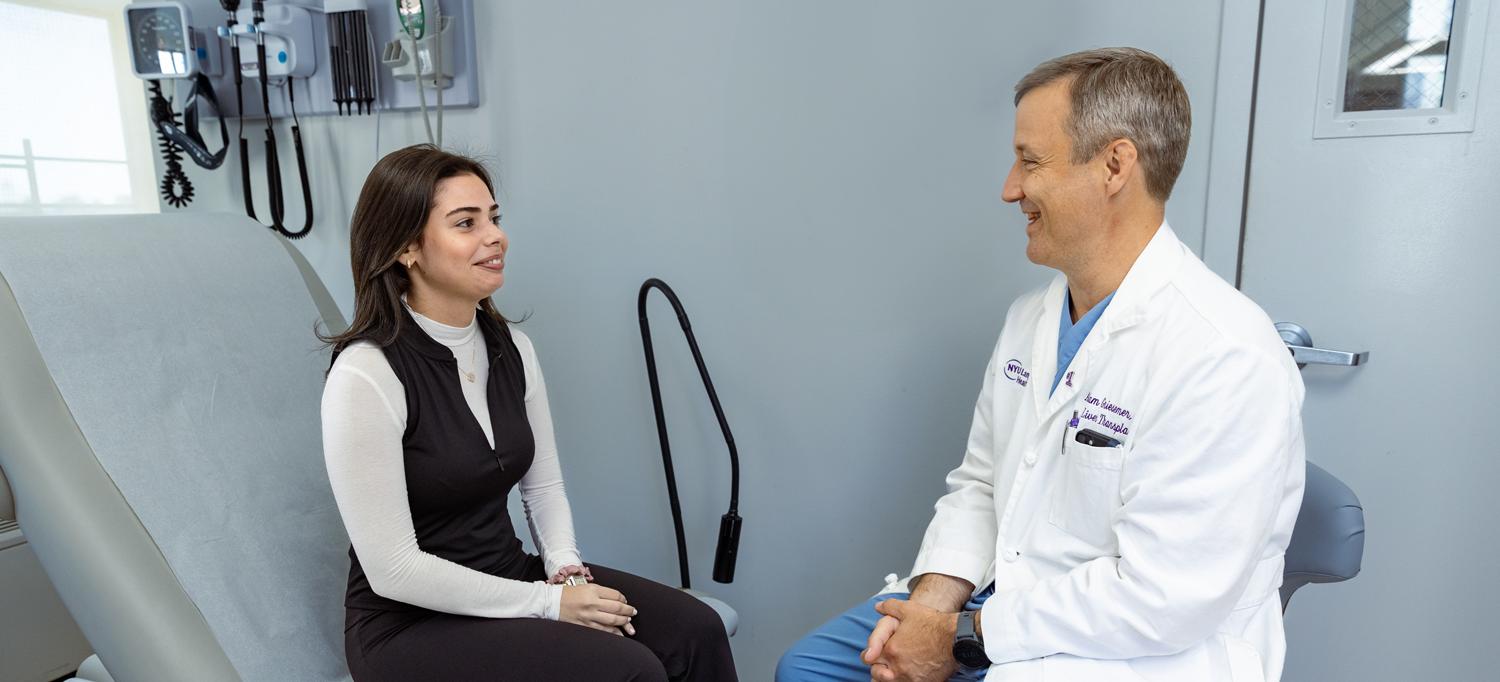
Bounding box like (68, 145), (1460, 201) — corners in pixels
(778, 48), (1305, 682)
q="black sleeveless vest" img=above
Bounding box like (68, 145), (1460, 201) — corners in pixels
(340, 308), (536, 612)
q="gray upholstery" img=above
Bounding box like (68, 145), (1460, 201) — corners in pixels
(0, 213), (349, 681)
(68, 654), (115, 682)
(1281, 461), (1365, 609)
(0, 464), (12, 521)
(682, 589), (739, 637)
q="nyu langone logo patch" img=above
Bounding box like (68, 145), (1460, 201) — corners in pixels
(1003, 359), (1030, 387)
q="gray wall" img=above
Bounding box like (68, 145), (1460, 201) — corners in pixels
(163, 1), (1232, 676)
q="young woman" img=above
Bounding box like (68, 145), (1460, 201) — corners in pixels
(320, 145), (737, 681)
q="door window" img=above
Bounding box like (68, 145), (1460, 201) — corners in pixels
(1344, 0), (1455, 112)
(1313, 0), (1490, 137)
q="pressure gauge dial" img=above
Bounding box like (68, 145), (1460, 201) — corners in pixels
(125, 2), (197, 79)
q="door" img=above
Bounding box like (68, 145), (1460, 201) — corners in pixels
(1241, 0), (1496, 679)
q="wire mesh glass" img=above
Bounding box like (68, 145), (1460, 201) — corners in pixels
(1344, 0), (1456, 112)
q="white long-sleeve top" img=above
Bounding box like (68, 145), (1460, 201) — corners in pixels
(321, 308), (581, 620)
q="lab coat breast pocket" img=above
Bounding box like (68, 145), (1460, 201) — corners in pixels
(1048, 439), (1126, 547)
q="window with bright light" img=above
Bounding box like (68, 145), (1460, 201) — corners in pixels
(0, 1), (156, 216)
(1344, 0), (1456, 112)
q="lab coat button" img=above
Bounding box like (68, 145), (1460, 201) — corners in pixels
(1002, 548), (1020, 562)
(1023, 451), (1038, 467)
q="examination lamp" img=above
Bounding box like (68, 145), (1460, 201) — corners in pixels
(637, 279), (743, 586)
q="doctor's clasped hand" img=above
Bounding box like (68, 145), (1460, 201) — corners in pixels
(861, 571), (980, 682)
(864, 599), (964, 682)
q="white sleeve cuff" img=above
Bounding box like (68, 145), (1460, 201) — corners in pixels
(978, 590), (1031, 663)
(544, 551), (585, 579)
(543, 583), (565, 621)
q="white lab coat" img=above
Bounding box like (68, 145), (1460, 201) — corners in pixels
(899, 224), (1305, 681)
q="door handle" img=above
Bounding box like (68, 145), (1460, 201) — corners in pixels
(1275, 322), (1369, 369)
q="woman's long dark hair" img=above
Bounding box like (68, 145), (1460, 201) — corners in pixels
(319, 144), (509, 354)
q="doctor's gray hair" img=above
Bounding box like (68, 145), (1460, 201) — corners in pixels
(1015, 47), (1191, 202)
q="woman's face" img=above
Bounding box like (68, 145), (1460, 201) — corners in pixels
(404, 173), (507, 304)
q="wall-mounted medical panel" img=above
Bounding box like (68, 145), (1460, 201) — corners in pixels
(146, 0), (478, 121)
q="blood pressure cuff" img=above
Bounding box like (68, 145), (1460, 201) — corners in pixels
(152, 72), (229, 170)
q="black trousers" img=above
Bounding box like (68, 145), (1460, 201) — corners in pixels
(345, 560), (737, 681)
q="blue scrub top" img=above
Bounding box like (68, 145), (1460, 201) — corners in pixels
(1052, 289), (1114, 396)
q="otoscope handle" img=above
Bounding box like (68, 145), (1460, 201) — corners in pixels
(712, 512), (742, 584)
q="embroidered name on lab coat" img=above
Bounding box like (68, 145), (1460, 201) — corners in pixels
(1080, 392), (1134, 436)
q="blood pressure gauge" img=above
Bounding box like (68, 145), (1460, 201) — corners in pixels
(125, 1), (201, 79)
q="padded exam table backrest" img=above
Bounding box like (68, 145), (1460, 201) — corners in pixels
(0, 213), (350, 681)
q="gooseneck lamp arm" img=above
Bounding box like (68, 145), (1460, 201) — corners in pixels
(637, 278), (742, 589)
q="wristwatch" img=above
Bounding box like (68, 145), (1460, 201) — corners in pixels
(564, 574), (588, 587)
(952, 610), (991, 670)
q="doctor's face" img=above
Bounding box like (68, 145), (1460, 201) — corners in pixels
(405, 173), (508, 304)
(1001, 78), (1109, 271)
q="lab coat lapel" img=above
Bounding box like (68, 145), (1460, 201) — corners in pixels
(1033, 222), (1184, 422)
(1029, 274), (1068, 419)
(1094, 222), (1184, 338)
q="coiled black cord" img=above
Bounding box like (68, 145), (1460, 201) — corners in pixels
(149, 80), (194, 208)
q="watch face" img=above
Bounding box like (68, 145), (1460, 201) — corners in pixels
(953, 638), (989, 669)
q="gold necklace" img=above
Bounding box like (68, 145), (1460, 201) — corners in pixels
(462, 335), (478, 382)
